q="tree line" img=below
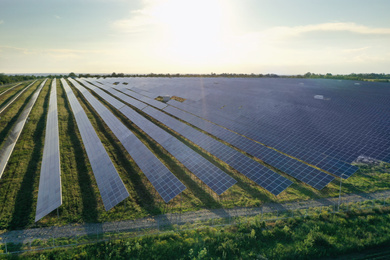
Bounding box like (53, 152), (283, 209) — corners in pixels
(0, 73), (37, 85)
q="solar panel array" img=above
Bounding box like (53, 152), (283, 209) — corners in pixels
(35, 79), (62, 222)
(78, 79), (237, 195)
(0, 80), (45, 179)
(167, 100), (358, 179)
(72, 77), (390, 195)
(175, 96), (357, 177)
(114, 77), (390, 165)
(61, 78), (129, 211)
(69, 78), (185, 203)
(98, 82), (335, 190)
(191, 79), (387, 165)
(139, 105), (292, 195)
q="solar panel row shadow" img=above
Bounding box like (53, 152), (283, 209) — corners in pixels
(35, 79), (62, 222)
(71, 78), (185, 203)
(78, 79), (237, 195)
(61, 78), (129, 211)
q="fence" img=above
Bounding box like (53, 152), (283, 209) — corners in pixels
(1, 195), (389, 255)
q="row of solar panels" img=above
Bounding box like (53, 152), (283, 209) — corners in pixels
(0, 80), (42, 179)
(27, 77), (361, 221)
(36, 77), (236, 221)
(86, 78), (357, 189)
(103, 77), (389, 166)
(123, 77), (389, 165)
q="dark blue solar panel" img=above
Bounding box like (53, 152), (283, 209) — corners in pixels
(86, 77), (390, 179)
(72, 78), (186, 203)
(96, 84), (334, 190)
(142, 106), (292, 196)
(145, 78), (390, 166)
(162, 106), (335, 190)
(79, 79), (237, 195)
(62, 79), (129, 211)
(35, 79), (62, 221)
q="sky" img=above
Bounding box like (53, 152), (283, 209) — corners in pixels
(1, 0), (390, 74)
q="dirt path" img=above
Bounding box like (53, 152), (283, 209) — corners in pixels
(1, 189), (390, 244)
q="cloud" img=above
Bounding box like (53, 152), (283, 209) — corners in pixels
(0, 46), (107, 60)
(0, 20), (4, 25)
(112, 13), (156, 34)
(111, 1), (161, 34)
(54, 15), (61, 20)
(264, 22), (390, 39)
(342, 46), (371, 53)
(0, 45), (37, 55)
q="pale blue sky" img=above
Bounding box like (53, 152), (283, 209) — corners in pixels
(1, 0), (390, 74)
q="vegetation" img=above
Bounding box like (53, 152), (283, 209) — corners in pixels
(3, 205), (390, 259)
(0, 79), (48, 230)
(0, 74), (36, 86)
(297, 72), (390, 82)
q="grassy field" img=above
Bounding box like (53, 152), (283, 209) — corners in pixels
(0, 83), (31, 111)
(0, 83), (22, 96)
(0, 79), (47, 230)
(6, 203), (390, 259)
(0, 78), (389, 231)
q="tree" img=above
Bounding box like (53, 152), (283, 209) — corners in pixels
(68, 72), (77, 78)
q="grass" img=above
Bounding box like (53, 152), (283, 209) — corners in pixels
(0, 79), (48, 230)
(363, 79), (389, 83)
(3, 200), (390, 259)
(0, 78), (389, 232)
(0, 83), (30, 112)
(0, 82), (25, 96)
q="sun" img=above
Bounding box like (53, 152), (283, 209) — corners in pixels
(151, 0), (228, 64)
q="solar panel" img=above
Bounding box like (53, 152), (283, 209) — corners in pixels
(90, 78), (390, 179)
(123, 89), (167, 110)
(69, 78), (185, 203)
(167, 98), (359, 178)
(91, 83), (148, 110)
(77, 79), (237, 195)
(92, 83), (334, 190)
(0, 80), (37, 115)
(0, 83), (22, 97)
(0, 80), (44, 179)
(174, 78), (390, 165)
(162, 106), (335, 190)
(142, 106), (292, 196)
(61, 78), (129, 210)
(35, 79), (62, 222)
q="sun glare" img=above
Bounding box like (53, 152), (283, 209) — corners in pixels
(151, 0), (228, 64)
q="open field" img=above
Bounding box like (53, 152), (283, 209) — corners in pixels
(3, 199), (390, 259)
(0, 78), (389, 233)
